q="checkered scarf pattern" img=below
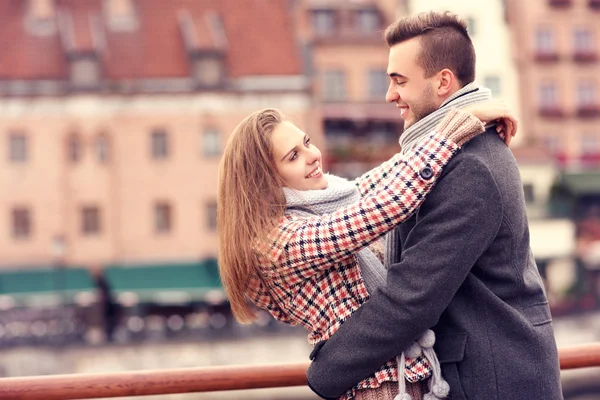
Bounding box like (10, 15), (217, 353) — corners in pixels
(248, 132), (459, 399)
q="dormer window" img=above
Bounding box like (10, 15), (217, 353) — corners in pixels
(312, 9), (336, 37)
(191, 54), (224, 88)
(178, 10), (227, 89)
(69, 53), (101, 89)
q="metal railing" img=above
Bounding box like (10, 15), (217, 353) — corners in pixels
(0, 342), (599, 400)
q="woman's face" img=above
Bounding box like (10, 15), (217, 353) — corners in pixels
(271, 121), (328, 191)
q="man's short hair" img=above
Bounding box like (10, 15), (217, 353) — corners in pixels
(384, 11), (476, 87)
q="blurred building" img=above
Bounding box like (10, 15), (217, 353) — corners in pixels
(0, 0), (317, 268)
(0, 0), (318, 345)
(505, 0), (600, 313)
(293, 0), (407, 178)
(507, 0), (600, 169)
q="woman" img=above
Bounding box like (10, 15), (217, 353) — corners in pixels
(218, 105), (516, 400)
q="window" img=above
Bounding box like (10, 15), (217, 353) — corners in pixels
(539, 82), (558, 107)
(574, 29), (594, 53)
(12, 207), (31, 239)
(544, 135), (561, 154)
(466, 17), (476, 36)
(203, 128), (221, 157)
(369, 122), (399, 144)
(151, 129), (169, 159)
(577, 80), (596, 107)
(536, 28), (555, 53)
(322, 70), (346, 101)
(523, 183), (535, 204)
(581, 133), (600, 155)
(95, 134), (109, 163)
(9, 132), (28, 163)
(154, 202), (172, 233)
(192, 57), (223, 87)
(367, 69), (388, 100)
(206, 202), (217, 231)
(312, 10), (335, 36)
(355, 9), (379, 34)
(70, 57), (100, 88)
(81, 206), (101, 235)
(483, 76), (502, 96)
(67, 134), (82, 163)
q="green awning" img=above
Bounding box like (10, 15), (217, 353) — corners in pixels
(103, 260), (225, 305)
(556, 171), (600, 195)
(0, 267), (97, 308)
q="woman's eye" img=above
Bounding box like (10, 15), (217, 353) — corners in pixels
(290, 152), (298, 161)
(305, 138), (311, 146)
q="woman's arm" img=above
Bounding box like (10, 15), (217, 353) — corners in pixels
(258, 109), (485, 285)
(246, 274), (294, 324)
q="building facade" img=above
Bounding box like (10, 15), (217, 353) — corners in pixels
(507, 0), (600, 167)
(1, 0), (317, 268)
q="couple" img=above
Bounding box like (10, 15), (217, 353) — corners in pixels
(217, 11), (563, 400)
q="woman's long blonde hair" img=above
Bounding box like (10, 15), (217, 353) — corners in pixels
(217, 109), (287, 323)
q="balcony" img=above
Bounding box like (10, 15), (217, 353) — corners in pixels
(573, 50), (598, 63)
(0, 343), (598, 399)
(549, 0), (572, 6)
(539, 106), (567, 118)
(576, 104), (600, 118)
(535, 51), (560, 62)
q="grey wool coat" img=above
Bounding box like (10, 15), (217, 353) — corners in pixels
(306, 129), (564, 400)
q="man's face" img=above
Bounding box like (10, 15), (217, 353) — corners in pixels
(385, 37), (439, 129)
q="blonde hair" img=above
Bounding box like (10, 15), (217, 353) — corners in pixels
(217, 109), (287, 323)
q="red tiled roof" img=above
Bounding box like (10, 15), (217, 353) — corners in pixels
(0, 1), (67, 79)
(0, 0), (302, 80)
(63, 0), (97, 52)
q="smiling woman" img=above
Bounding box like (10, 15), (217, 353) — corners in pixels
(270, 121), (328, 191)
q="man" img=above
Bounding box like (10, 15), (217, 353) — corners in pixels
(306, 11), (563, 400)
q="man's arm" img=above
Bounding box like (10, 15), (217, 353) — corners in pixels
(306, 154), (504, 399)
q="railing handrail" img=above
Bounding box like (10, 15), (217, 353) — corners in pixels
(0, 342), (599, 400)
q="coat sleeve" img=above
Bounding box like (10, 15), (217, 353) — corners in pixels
(257, 133), (459, 286)
(305, 154), (504, 399)
(353, 152), (404, 197)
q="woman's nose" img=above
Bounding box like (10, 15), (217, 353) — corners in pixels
(307, 146), (320, 164)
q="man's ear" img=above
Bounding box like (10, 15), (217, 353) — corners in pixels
(436, 69), (456, 97)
